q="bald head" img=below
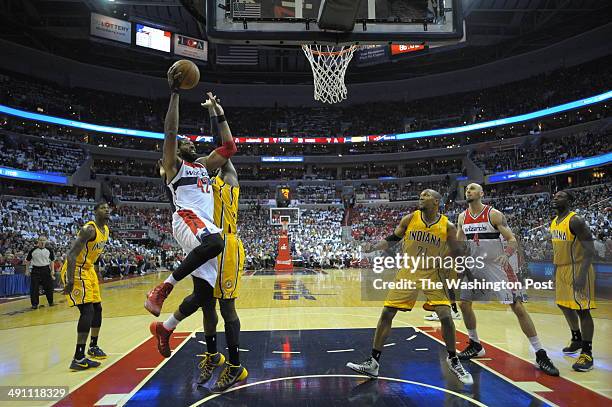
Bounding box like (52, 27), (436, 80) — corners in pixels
(465, 183), (484, 203)
(418, 189), (442, 211)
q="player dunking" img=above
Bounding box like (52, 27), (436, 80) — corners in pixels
(150, 155), (247, 392)
(457, 183), (558, 376)
(347, 189), (473, 385)
(144, 64), (237, 316)
(551, 190), (596, 371)
(61, 202), (111, 371)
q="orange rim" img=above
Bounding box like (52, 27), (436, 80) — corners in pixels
(302, 45), (358, 57)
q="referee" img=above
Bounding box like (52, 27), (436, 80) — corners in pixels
(25, 236), (55, 309)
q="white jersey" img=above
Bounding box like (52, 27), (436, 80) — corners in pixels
(461, 205), (504, 263)
(167, 160), (221, 237)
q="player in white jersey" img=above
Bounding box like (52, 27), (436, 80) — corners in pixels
(456, 183), (559, 376)
(145, 64), (237, 317)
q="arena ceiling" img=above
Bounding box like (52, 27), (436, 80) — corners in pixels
(0, 0), (610, 83)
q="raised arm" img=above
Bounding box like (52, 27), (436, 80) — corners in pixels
(161, 66), (184, 181)
(569, 214), (596, 290)
(363, 213), (413, 253)
(197, 92), (237, 172)
(219, 159), (238, 187)
(63, 225), (96, 294)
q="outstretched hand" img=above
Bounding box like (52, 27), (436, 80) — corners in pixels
(201, 92), (224, 115)
(167, 65), (183, 91)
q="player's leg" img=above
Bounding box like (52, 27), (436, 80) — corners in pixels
(573, 309), (595, 371)
(145, 214), (224, 316)
(435, 304), (473, 385)
(70, 302), (101, 371)
(458, 300), (485, 359)
(510, 300), (558, 376)
(211, 299), (248, 393)
(87, 302), (108, 359)
(558, 305), (582, 353)
(197, 280), (225, 386)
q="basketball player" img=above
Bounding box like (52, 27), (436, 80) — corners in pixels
(457, 183), (559, 376)
(551, 190), (596, 371)
(144, 65), (237, 316)
(61, 202), (111, 371)
(150, 156), (248, 391)
(347, 189), (473, 385)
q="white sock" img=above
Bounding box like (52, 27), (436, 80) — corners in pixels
(163, 315), (180, 330)
(164, 274), (178, 286)
(468, 329), (480, 343)
(528, 336), (543, 352)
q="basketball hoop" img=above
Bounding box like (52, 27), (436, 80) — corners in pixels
(301, 44), (359, 104)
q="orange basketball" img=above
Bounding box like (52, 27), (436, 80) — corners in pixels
(171, 59), (200, 89)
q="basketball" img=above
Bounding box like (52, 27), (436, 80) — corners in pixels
(171, 59), (200, 89)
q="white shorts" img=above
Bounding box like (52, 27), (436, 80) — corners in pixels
(172, 209), (222, 288)
(460, 262), (527, 304)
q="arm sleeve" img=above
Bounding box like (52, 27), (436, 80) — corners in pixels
(26, 248), (35, 261)
(48, 249), (55, 261)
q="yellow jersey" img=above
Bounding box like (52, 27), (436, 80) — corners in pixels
(550, 212), (584, 265)
(61, 220), (109, 278)
(212, 176), (240, 234)
(403, 210), (448, 270)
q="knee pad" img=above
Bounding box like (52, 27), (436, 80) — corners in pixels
(77, 303), (94, 332)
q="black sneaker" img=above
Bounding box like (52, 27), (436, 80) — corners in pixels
(69, 358), (101, 371)
(197, 352), (225, 386)
(211, 363), (248, 393)
(572, 353), (594, 372)
(88, 346), (108, 360)
(458, 340), (485, 360)
(535, 350), (559, 376)
(562, 340), (582, 355)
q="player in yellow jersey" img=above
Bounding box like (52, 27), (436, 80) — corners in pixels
(60, 202), (111, 371)
(347, 189), (473, 385)
(551, 190), (596, 372)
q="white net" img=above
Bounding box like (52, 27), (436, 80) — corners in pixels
(301, 44), (358, 104)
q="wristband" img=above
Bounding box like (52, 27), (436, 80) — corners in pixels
(211, 114), (226, 124)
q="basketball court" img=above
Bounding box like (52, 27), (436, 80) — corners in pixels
(1, 269), (611, 406)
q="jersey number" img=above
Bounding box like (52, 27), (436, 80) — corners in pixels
(197, 177), (211, 193)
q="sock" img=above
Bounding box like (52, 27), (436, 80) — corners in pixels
(371, 349), (381, 362)
(164, 274), (178, 286)
(90, 336), (98, 348)
(163, 315), (180, 330)
(582, 341), (592, 355)
(205, 334), (217, 354)
(528, 336), (543, 352)
(228, 345), (240, 366)
(451, 303), (458, 313)
(448, 350), (457, 359)
(571, 329), (582, 342)
(468, 329), (480, 344)
(74, 343), (85, 360)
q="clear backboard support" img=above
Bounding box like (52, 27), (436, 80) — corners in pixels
(206, 0), (464, 46)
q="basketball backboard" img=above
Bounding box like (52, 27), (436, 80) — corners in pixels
(206, 0), (464, 45)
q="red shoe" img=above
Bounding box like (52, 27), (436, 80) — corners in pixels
(150, 321), (173, 358)
(144, 282), (173, 317)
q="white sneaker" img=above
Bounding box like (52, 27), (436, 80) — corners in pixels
(425, 311), (462, 321)
(425, 312), (440, 321)
(447, 356), (473, 385)
(346, 356), (379, 378)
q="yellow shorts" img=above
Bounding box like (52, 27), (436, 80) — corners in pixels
(60, 265), (101, 306)
(424, 268), (458, 308)
(384, 268), (451, 311)
(214, 234), (245, 300)
(555, 264), (596, 310)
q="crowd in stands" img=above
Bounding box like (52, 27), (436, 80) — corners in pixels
(1, 55), (610, 155)
(473, 131), (611, 174)
(91, 159), (158, 178)
(0, 132), (87, 174)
